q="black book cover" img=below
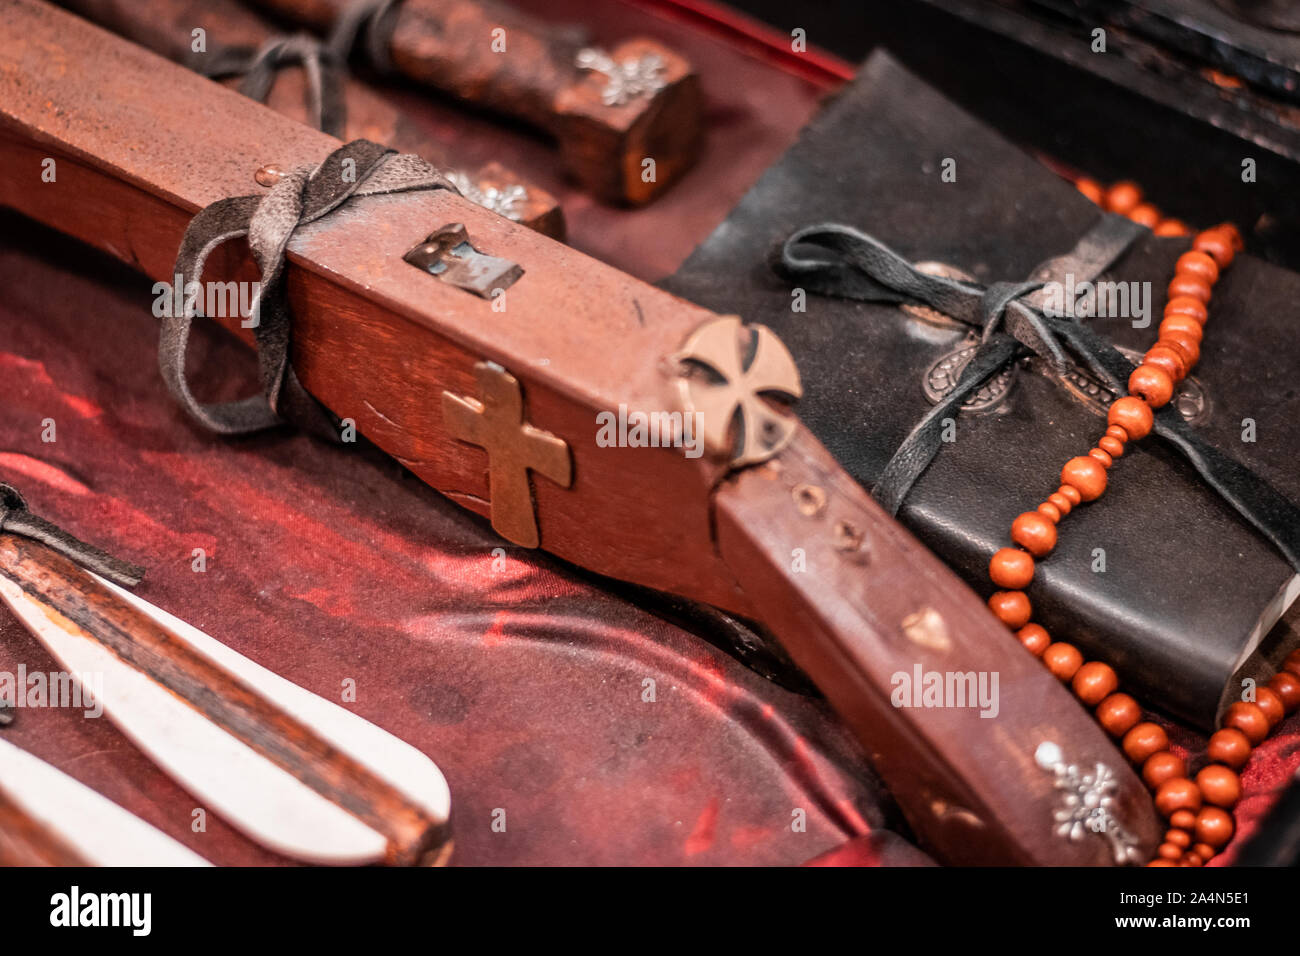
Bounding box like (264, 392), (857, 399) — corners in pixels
(663, 51), (1300, 730)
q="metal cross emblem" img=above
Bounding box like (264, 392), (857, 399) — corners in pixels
(575, 47), (667, 106)
(446, 171), (530, 222)
(676, 316), (802, 468)
(442, 362), (572, 548)
(1035, 742), (1143, 865)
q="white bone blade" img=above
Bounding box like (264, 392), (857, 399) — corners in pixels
(0, 737), (210, 866)
(0, 574), (451, 865)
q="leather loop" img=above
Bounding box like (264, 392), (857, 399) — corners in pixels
(200, 34), (347, 138)
(0, 484), (144, 588)
(327, 0), (406, 73)
(161, 139), (459, 440)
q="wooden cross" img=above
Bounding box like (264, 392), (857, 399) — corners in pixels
(442, 362), (572, 548)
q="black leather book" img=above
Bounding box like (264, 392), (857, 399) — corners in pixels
(663, 51), (1300, 730)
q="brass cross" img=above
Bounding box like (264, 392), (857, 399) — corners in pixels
(442, 362), (572, 548)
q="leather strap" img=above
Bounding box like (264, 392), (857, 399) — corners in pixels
(162, 139), (458, 439)
(201, 33), (347, 138)
(327, 0), (405, 72)
(0, 484), (143, 588)
(777, 218), (1300, 572)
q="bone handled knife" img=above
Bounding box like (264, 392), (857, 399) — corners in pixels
(0, 737), (211, 866)
(250, 0), (704, 204)
(0, 0), (1160, 864)
(0, 534), (453, 866)
(56, 0), (564, 237)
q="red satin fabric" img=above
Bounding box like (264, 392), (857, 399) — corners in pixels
(1, 0), (1295, 867)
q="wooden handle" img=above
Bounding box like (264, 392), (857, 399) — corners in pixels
(0, 534), (451, 866)
(251, 0), (703, 203)
(714, 428), (1162, 865)
(0, 790), (88, 866)
(59, 0), (564, 235)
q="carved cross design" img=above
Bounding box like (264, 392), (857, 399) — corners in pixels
(442, 362), (572, 548)
(676, 316), (802, 468)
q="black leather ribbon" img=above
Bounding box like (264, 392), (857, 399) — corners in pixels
(200, 34), (347, 138)
(778, 219), (1300, 573)
(327, 0), (406, 73)
(0, 484), (144, 588)
(162, 139), (457, 439)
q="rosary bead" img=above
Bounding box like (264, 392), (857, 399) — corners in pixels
(1181, 852), (1203, 866)
(988, 591), (1032, 629)
(1104, 180), (1143, 215)
(1193, 807), (1234, 848)
(1154, 777), (1202, 817)
(1223, 701), (1270, 745)
(989, 547), (1035, 589)
(1072, 661), (1119, 705)
(1108, 396), (1154, 438)
(1098, 435), (1125, 459)
(1267, 671), (1300, 713)
(1158, 314), (1204, 343)
(1169, 809), (1197, 830)
(1164, 295), (1208, 324)
(1087, 447), (1113, 469)
(1193, 230), (1234, 268)
(1283, 648), (1300, 677)
(1154, 219), (1190, 237)
(1129, 364), (1175, 408)
(1057, 485), (1082, 507)
(1164, 827), (1192, 849)
(1017, 623), (1051, 656)
(1130, 203), (1161, 228)
(1075, 177), (1104, 203)
(1061, 455), (1107, 501)
(1156, 842), (1183, 861)
(1206, 728), (1253, 770)
(1168, 274), (1212, 304)
(1105, 424), (1130, 443)
(1043, 642), (1083, 681)
(1253, 686), (1285, 727)
(1011, 511), (1057, 556)
(1161, 333), (1200, 369)
(1195, 765), (1241, 808)
(1175, 250), (1220, 285)
(1046, 492), (1072, 517)
(1097, 693), (1142, 736)
(1122, 722), (1169, 764)
(1143, 751), (1186, 789)
(1143, 345), (1186, 382)
(1037, 501), (1062, 523)
(1215, 222), (1245, 251)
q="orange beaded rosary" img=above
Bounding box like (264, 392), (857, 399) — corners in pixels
(985, 178), (1300, 866)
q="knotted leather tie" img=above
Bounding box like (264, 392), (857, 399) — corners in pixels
(779, 217), (1300, 572)
(162, 139), (458, 439)
(327, 0), (406, 73)
(0, 484), (144, 588)
(201, 34), (347, 138)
